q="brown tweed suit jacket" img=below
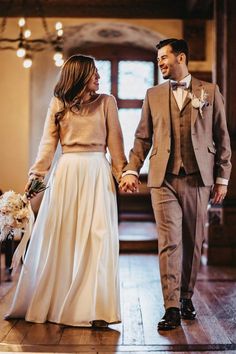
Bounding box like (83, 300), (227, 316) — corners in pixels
(123, 77), (232, 187)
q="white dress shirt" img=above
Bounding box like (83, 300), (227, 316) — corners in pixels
(170, 74), (191, 110)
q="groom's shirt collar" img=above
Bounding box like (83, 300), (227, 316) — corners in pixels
(170, 73), (192, 89)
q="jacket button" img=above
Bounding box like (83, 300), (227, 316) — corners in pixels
(167, 149), (170, 153)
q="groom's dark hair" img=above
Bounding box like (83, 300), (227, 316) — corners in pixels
(156, 38), (189, 65)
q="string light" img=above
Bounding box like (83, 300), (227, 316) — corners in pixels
(55, 58), (64, 67)
(53, 51), (62, 61)
(55, 22), (63, 31)
(24, 29), (31, 38)
(23, 55), (32, 68)
(18, 17), (26, 27)
(16, 45), (26, 58)
(0, 2), (64, 69)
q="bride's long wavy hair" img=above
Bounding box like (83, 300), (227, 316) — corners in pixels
(54, 54), (96, 124)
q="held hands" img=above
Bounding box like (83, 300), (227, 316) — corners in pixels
(210, 184), (227, 205)
(119, 174), (140, 193)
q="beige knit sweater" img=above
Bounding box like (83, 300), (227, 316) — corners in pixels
(29, 94), (127, 182)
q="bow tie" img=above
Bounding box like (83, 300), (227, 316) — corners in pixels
(170, 81), (187, 90)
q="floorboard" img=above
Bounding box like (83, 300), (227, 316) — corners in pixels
(0, 252), (236, 353)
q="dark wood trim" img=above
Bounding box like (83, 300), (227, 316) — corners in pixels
(68, 45), (157, 61)
(214, 0), (236, 137)
(213, 0), (227, 97)
(190, 71), (212, 82)
(120, 239), (157, 252)
(183, 19), (207, 61)
(69, 44), (156, 110)
(111, 59), (118, 98)
(0, 0), (213, 19)
(226, 0), (236, 137)
(186, 0), (214, 19)
(117, 100), (143, 109)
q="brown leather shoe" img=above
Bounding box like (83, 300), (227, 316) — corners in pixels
(180, 298), (196, 320)
(157, 307), (181, 331)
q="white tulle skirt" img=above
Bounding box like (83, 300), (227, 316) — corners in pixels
(6, 152), (121, 326)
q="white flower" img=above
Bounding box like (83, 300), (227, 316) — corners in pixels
(191, 97), (201, 109)
(188, 88), (209, 118)
(0, 180), (47, 241)
(0, 191), (30, 241)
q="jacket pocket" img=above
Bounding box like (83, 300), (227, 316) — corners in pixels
(149, 147), (158, 159)
(208, 145), (216, 154)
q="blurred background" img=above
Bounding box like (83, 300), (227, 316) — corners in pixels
(0, 0), (236, 264)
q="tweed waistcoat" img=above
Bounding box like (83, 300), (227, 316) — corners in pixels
(166, 91), (199, 175)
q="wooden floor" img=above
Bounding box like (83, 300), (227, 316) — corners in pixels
(0, 253), (236, 353)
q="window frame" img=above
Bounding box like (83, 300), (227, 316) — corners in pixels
(69, 45), (158, 109)
(68, 45), (158, 175)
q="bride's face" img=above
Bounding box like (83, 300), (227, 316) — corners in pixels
(86, 68), (100, 93)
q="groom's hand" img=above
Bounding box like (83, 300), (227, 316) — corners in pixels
(211, 184), (227, 204)
(119, 175), (139, 193)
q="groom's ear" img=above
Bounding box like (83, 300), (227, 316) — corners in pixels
(179, 52), (186, 64)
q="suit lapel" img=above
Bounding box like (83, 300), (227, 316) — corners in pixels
(161, 82), (171, 132)
(151, 82), (170, 132)
(191, 76), (203, 126)
(181, 94), (191, 112)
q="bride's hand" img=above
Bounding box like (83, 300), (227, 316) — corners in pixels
(119, 175), (139, 193)
(24, 180), (37, 199)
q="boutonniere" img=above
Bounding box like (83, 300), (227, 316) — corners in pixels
(188, 88), (209, 118)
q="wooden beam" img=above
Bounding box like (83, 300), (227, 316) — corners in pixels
(0, 0), (213, 18)
(214, 0), (236, 137)
(185, 0), (213, 18)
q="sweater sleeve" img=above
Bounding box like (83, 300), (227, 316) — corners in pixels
(106, 95), (127, 182)
(29, 97), (60, 180)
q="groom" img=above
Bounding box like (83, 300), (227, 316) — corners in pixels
(119, 38), (231, 330)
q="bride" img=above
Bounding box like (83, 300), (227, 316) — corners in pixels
(5, 54), (127, 327)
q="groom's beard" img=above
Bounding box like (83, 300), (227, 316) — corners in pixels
(160, 70), (171, 80)
(163, 74), (170, 79)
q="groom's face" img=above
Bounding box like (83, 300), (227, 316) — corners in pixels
(157, 45), (180, 80)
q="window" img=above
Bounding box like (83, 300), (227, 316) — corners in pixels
(118, 61), (154, 99)
(76, 46), (158, 174)
(96, 60), (111, 94)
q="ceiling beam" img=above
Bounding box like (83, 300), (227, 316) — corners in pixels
(0, 0), (213, 19)
(185, 0), (213, 18)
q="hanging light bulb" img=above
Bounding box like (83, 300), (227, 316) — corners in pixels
(55, 22), (63, 38)
(23, 55), (32, 68)
(53, 51), (63, 61)
(16, 46), (26, 58)
(18, 17), (26, 27)
(55, 22), (63, 31)
(0, 10), (64, 68)
(16, 38), (26, 58)
(55, 58), (64, 67)
(24, 29), (31, 38)
(57, 29), (63, 37)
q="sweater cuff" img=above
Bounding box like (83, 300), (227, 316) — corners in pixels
(122, 170), (139, 178)
(216, 177), (228, 185)
(28, 173), (44, 182)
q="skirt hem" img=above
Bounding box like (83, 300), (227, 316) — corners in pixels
(25, 317), (122, 327)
